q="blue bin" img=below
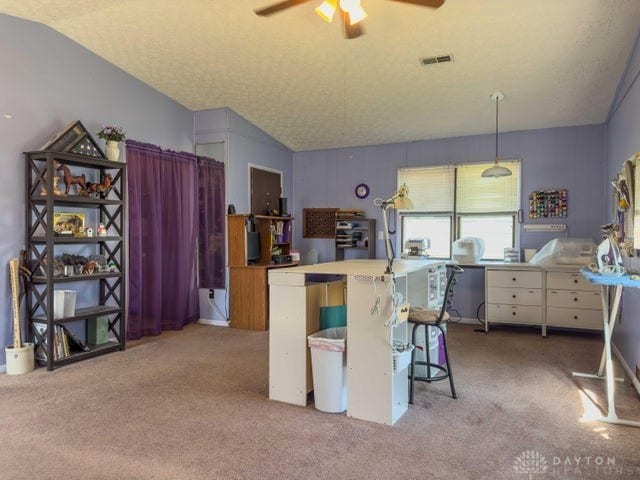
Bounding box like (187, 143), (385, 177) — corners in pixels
(319, 304), (347, 330)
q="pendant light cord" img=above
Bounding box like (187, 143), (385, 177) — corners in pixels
(495, 95), (499, 165)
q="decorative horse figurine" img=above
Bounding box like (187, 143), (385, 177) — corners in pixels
(85, 174), (112, 198)
(57, 163), (86, 195)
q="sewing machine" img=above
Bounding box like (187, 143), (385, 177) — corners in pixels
(402, 238), (430, 259)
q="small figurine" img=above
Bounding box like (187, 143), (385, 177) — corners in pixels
(97, 223), (107, 237)
(85, 174), (113, 198)
(86, 227), (94, 237)
(81, 261), (97, 275)
(40, 160), (63, 196)
(57, 163), (87, 195)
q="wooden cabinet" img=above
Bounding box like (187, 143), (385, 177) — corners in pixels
(25, 146), (126, 370)
(545, 269), (603, 331)
(335, 218), (376, 260)
(485, 265), (544, 335)
(227, 213), (296, 330)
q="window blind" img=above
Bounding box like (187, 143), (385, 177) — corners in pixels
(456, 160), (520, 213)
(398, 166), (455, 212)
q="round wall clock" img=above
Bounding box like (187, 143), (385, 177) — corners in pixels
(355, 183), (370, 199)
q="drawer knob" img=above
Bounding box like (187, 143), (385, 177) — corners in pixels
(512, 277), (516, 281)
(512, 312), (516, 316)
(512, 294), (516, 298)
(574, 298), (578, 302)
(574, 279), (578, 283)
(574, 315), (578, 320)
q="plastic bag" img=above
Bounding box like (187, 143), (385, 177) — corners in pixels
(529, 238), (596, 266)
(308, 327), (347, 352)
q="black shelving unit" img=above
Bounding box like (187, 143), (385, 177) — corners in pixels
(25, 148), (126, 371)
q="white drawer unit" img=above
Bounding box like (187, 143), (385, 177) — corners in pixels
(546, 289), (602, 310)
(486, 270), (542, 289)
(485, 266), (545, 335)
(546, 271), (599, 292)
(487, 304), (543, 325)
(487, 287), (542, 306)
(546, 307), (603, 330)
(545, 268), (603, 331)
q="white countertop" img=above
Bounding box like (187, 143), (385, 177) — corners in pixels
(450, 260), (591, 271)
(269, 258), (444, 277)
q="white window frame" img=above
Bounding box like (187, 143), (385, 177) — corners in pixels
(398, 161), (521, 260)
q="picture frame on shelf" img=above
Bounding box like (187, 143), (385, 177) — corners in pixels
(53, 212), (85, 235)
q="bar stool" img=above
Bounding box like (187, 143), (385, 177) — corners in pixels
(408, 265), (463, 403)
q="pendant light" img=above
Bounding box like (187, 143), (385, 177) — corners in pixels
(481, 91), (512, 178)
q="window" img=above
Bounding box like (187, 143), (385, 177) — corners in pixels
(398, 160), (520, 260)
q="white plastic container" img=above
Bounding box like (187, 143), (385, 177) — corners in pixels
(54, 290), (77, 319)
(308, 327), (347, 413)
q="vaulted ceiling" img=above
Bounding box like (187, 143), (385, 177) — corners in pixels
(1, 0), (639, 151)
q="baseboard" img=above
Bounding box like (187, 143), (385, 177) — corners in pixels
(198, 318), (229, 327)
(612, 342), (640, 398)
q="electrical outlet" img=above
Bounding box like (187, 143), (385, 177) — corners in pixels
(208, 289), (214, 299)
(378, 230), (384, 240)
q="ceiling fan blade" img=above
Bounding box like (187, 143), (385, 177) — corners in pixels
(254, 0), (312, 16)
(342, 11), (365, 39)
(387, 0), (445, 8)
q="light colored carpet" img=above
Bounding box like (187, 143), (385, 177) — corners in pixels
(1, 323), (639, 480)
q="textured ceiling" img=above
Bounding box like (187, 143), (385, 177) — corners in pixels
(1, 0), (639, 151)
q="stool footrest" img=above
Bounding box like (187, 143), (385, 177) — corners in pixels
(410, 361), (450, 382)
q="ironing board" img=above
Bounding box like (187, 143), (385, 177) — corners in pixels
(573, 268), (640, 427)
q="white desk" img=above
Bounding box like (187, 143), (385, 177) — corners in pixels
(268, 259), (445, 425)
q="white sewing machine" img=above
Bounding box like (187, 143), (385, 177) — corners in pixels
(402, 238), (430, 259)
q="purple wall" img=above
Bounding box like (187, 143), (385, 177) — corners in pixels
(293, 125), (606, 320)
(0, 14), (194, 367)
(195, 108), (293, 215)
(604, 31), (640, 378)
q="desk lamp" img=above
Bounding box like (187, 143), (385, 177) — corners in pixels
(374, 183), (413, 274)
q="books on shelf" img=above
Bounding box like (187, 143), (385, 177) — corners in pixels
(33, 322), (90, 361)
(62, 324), (91, 352)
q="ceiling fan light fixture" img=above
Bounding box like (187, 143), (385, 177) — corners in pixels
(346, 5), (367, 24)
(315, 0), (338, 22)
(481, 91), (512, 178)
(339, 0), (367, 25)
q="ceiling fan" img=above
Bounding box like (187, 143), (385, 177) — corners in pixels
(254, 0), (445, 39)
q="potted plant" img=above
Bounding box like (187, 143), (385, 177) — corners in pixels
(97, 124), (126, 162)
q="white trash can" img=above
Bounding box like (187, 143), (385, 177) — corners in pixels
(308, 327), (347, 413)
(413, 324), (444, 378)
(54, 290), (77, 319)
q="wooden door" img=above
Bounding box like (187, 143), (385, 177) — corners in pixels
(251, 167), (281, 215)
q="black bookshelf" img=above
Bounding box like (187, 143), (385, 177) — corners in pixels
(25, 145), (126, 371)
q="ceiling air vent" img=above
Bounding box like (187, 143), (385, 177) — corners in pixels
(419, 54), (452, 66)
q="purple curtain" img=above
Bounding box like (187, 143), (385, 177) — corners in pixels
(126, 140), (199, 340)
(197, 156), (226, 289)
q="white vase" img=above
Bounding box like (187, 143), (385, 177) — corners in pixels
(105, 140), (120, 162)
